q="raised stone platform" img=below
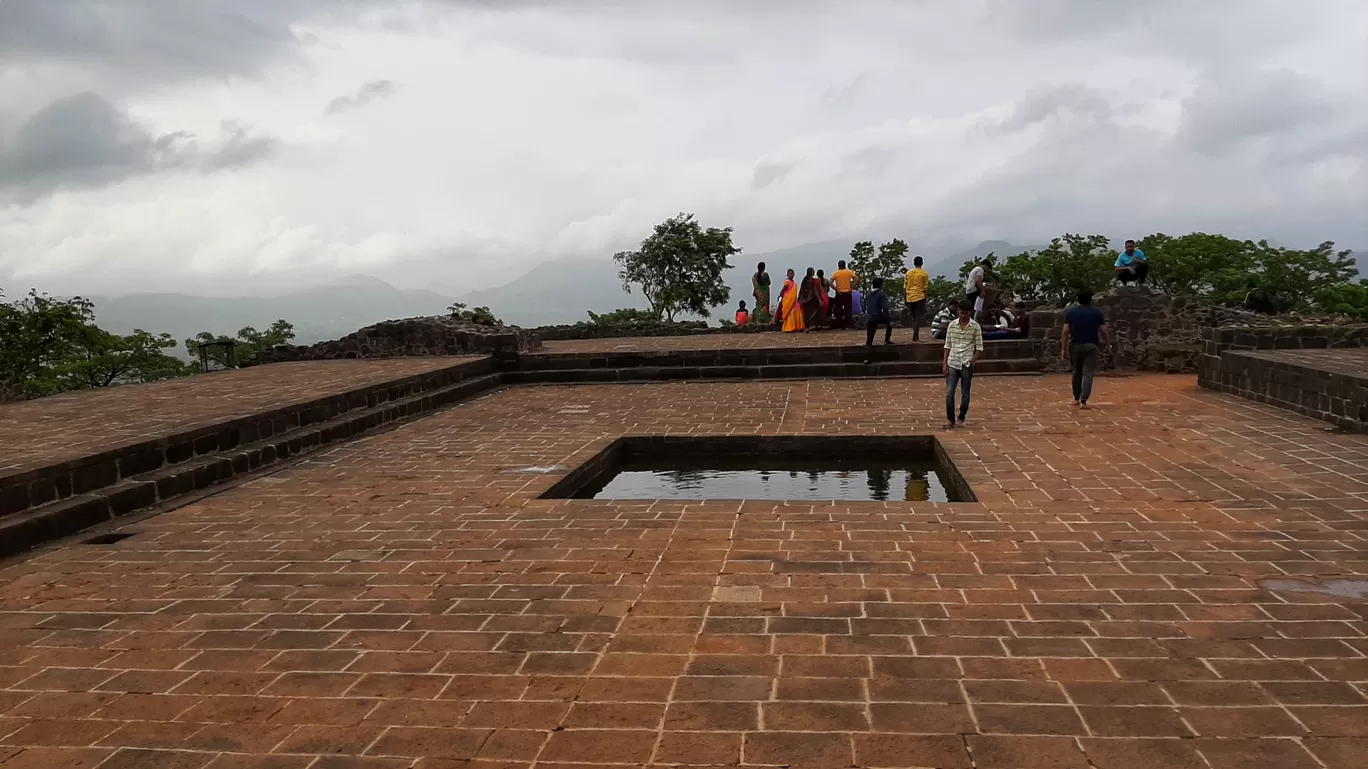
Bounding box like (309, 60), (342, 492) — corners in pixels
(1203, 348), (1368, 431)
(2, 372), (1367, 769)
(522, 331), (1041, 383)
(0, 358), (501, 556)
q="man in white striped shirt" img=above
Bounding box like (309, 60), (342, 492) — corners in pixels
(941, 301), (984, 428)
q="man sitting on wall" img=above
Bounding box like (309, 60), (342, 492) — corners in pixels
(1115, 239), (1149, 285)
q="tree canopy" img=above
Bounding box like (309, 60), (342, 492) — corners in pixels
(2, 289), (191, 400)
(945, 232), (1358, 313)
(186, 320), (296, 368)
(614, 213), (740, 321)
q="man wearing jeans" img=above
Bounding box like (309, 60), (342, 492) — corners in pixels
(942, 301), (983, 428)
(1061, 289), (1111, 408)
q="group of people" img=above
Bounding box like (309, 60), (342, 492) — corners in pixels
(742, 257), (937, 344)
(742, 260), (867, 333)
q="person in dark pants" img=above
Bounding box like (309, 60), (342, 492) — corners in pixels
(1114, 240), (1148, 285)
(863, 277), (894, 363)
(830, 260), (858, 329)
(942, 300), (983, 428)
(1061, 289), (1111, 408)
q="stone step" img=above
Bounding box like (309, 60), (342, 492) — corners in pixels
(0, 358), (497, 524)
(0, 372), (503, 558)
(518, 339), (1035, 371)
(507, 357), (1043, 384)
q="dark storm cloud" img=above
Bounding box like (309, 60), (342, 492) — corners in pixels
(0, 93), (278, 203)
(0, 0), (319, 79)
(326, 80), (399, 115)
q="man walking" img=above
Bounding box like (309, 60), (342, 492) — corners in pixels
(1114, 240), (1148, 285)
(863, 277), (894, 363)
(964, 258), (990, 321)
(830, 260), (858, 328)
(904, 255), (930, 341)
(942, 300), (983, 428)
(1061, 289), (1111, 408)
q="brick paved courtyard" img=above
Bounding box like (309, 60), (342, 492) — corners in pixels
(3, 372), (1368, 768)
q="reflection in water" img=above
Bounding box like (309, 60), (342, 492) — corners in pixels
(588, 462), (952, 502)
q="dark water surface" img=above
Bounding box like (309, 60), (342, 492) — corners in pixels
(582, 458), (955, 502)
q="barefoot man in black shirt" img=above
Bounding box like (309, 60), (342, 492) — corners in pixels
(1060, 290), (1111, 408)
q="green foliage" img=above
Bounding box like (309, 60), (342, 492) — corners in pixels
(848, 239), (909, 282)
(186, 319), (296, 368)
(1313, 280), (1368, 322)
(586, 308), (659, 325)
(614, 213), (740, 321)
(848, 241), (875, 272)
(1137, 233), (1355, 311)
(925, 275), (964, 311)
(65, 328), (192, 389)
(1, 288), (189, 399)
(991, 234), (1116, 305)
(447, 302), (502, 326)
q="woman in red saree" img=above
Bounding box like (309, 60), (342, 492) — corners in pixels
(816, 269), (831, 327)
(799, 267), (823, 329)
(778, 269), (805, 332)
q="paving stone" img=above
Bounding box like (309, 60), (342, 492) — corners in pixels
(3, 365), (1368, 767)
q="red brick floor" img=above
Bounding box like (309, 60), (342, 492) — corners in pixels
(541, 328), (942, 354)
(0, 358), (477, 476)
(2, 373), (1367, 768)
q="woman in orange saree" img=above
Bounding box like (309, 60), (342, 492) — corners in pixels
(778, 269), (805, 332)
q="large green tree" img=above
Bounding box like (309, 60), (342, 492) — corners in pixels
(614, 213), (740, 321)
(65, 328), (191, 389)
(1, 289), (190, 399)
(186, 319), (296, 368)
(848, 239), (909, 281)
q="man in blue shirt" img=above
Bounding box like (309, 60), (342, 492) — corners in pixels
(1061, 290), (1111, 408)
(863, 277), (894, 363)
(1114, 239), (1148, 285)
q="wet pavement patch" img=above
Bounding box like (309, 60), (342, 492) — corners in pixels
(1257, 577), (1368, 600)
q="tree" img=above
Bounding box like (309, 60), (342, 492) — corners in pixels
(186, 319), (296, 368)
(925, 275), (964, 312)
(447, 302), (502, 326)
(614, 213), (740, 321)
(848, 239), (908, 282)
(0, 289), (98, 398)
(848, 241), (876, 275)
(63, 328), (191, 389)
(1136, 233), (1355, 311)
(1, 288), (189, 399)
(587, 308), (659, 325)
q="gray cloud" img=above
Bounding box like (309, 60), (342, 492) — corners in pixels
(326, 80), (399, 115)
(751, 160), (795, 189)
(0, 0), (317, 80)
(990, 84), (1120, 134)
(1178, 69), (1336, 154)
(0, 93), (279, 202)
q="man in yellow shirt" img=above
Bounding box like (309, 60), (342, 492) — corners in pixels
(830, 260), (858, 329)
(904, 255), (931, 341)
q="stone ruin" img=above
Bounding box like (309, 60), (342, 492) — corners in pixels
(250, 315), (542, 365)
(1026, 285), (1365, 373)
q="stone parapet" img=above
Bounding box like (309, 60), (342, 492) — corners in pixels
(252, 316), (542, 364)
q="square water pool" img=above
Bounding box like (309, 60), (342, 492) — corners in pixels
(541, 436), (975, 503)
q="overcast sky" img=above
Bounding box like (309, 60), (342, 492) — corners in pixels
(1, 0), (1366, 296)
